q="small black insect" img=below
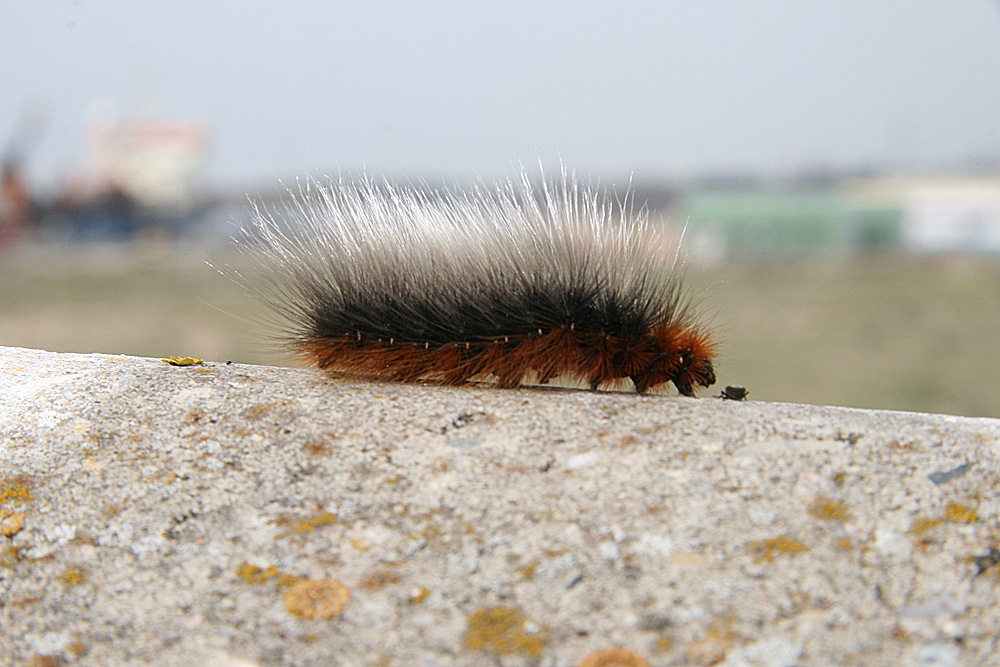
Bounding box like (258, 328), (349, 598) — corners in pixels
(718, 385), (748, 401)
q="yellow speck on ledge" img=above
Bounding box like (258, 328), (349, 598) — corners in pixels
(161, 356), (204, 366)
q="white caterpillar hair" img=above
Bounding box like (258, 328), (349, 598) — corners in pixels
(237, 171), (716, 395)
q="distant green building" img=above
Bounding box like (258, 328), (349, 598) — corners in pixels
(677, 190), (854, 256)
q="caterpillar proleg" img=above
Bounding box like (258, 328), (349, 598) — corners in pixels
(238, 172), (716, 395)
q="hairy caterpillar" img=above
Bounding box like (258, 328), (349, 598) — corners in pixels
(238, 172), (716, 395)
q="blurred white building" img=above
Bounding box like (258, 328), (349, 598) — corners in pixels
(89, 116), (208, 209)
(849, 176), (1000, 254)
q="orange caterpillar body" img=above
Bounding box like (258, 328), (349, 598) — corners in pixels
(240, 173), (716, 395)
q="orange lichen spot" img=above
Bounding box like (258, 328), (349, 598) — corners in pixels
(808, 496), (851, 522)
(303, 439), (332, 455)
(68, 641), (88, 657)
(294, 512), (338, 533)
(409, 586), (431, 604)
(276, 573), (301, 587)
(1, 545), (22, 567)
(61, 566), (87, 587)
(747, 535), (808, 563)
(0, 477), (34, 506)
(361, 569), (400, 590)
(28, 655), (64, 667)
(236, 562), (282, 585)
(161, 356), (203, 366)
(0, 509), (25, 537)
(653, 636), (673, 654)
(284, 578), (350, 619)
(578, 646), (651, 667)
(944, 502), (978, 524)
(463, 606), (547, 657)
(836, 537), (854, 551)
(908, 517), (945, 535)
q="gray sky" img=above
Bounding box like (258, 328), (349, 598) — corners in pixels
(3, 0), (999, 189)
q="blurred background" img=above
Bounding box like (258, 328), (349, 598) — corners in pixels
(2, 0), (999, 417)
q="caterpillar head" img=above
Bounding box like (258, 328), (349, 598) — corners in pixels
(670, 350), (716, 397)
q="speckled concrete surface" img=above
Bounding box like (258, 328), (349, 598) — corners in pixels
(1, 345), (999, 667)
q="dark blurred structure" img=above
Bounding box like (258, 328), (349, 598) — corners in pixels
(0, 161), (33, 249)
(3, 101), (221, 244)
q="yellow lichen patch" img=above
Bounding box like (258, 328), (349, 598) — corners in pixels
(0, 509), (25, 537)
(463, 606), (547, 657)
(944, 502), (978, 524)
(516, 561), (540, 580)
(836, 537), (854, 551)
(276, 573), (301, 587)
(908, 517), (945, 535)
(808, 496), (851, 522)
(0, 477), (34, 507)
(909, 503), (979, 536)
(284, 578), (350, 619)
(578, 646), (651, 667)
(409, 586), (431, 604)
(294, 512), (338, 533)
(747, 535), (809, 563)
(61, 566), (88, 587)
(236, 562), (281, 585)
(1, 545), (23, 567)
(161, 356), (203, 366)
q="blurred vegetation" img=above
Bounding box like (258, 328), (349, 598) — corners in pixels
(1, 243), (998, 418)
